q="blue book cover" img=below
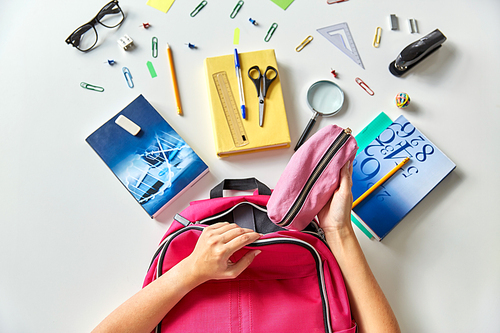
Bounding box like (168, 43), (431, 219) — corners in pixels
(351, 115), (455, 240)
(86, 95), (209, 218)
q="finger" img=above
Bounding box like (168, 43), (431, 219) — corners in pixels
(339, 160), (353, 190)
(220, 227), (257, 244)
(225, 231), (261, 254)
(206, 222), (231, 230)
(207, 223), (240, 236)
(227, 250), (261, 277)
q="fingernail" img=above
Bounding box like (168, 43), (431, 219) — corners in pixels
(254, 250), (261, 256)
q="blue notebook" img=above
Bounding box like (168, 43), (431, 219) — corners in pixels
(351, 115), (455, 240)
(86, 95), (209, 218)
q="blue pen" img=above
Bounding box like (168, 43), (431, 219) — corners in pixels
(234, 49), (246, 119)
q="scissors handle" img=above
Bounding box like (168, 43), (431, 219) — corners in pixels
(248, 66), (262, 96)
(262, 66), (278, 98)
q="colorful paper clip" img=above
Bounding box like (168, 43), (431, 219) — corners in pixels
(80, 82), (104, 92)
(152, 37), (158, 58)
(230, 1), (244, 19)
(264, 23), (278, 42)
(190, 1), (207, 17)
(373, 27), (382, 48)
(295, 35), (313, 52)
(327, 0), (348, 4)
(122, 67), (134, 88)
(355, 77), (374, 96)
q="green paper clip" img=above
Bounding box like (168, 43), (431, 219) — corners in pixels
(191, 1), (207, 17)
(230, 0), (244, 19)
(80, 82), (104, 92)
(264, 23), (278, 42)
(152, 37), (158, 58)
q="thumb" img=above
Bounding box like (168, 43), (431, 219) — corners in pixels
(228, 250), (261, 277)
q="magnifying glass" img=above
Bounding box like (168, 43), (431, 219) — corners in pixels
(294, 80), (345, 151)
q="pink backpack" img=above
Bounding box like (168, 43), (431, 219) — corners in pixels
(143, 178), (357, 333)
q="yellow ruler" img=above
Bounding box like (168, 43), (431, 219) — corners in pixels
(212, 71), (249, 147)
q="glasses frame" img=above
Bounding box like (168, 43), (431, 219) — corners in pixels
(65, 0), (124, 52)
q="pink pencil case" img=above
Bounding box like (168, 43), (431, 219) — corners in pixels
(267, 125), (358, 231)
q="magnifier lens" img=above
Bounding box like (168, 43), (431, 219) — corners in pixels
(307, 81), (344, 115)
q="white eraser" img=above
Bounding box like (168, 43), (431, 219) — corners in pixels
(115, 115), (141, 136)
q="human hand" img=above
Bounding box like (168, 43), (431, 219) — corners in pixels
(184, 223), (261, 284)
(317, 160), (354, 234)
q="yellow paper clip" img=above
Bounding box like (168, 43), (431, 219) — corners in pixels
(230, 0), (244, 19)
(373, 27), (382, 48)
(264, 23), (278, 42)
(191, 1), (207, 17)
(296, 35), (313, 52)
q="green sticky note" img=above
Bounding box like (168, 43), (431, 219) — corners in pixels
(350, 112), (393, 239)
(233, 28), (240, 45)
(147, 61), (157, 78)
(354, 112), (393, 155)
(147, 0), (176, 13)
(270, 0), (295, 10)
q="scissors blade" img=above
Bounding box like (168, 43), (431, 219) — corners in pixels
(259, 97), (265, 127)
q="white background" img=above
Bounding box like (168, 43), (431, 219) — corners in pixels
(1, 0), (499, 332)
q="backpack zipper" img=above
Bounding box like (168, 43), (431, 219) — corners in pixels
(152, 225), (333, 333)
(279, 128), (351, 227)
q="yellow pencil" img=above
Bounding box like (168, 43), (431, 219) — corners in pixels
(352, 157), (410, 209)
(166, 43), (182, 115)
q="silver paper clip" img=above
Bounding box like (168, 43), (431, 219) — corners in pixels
(296, 35), (313, 52)
(122, 67), (134, 88)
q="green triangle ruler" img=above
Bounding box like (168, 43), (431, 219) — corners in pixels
(317, 22), (365, 69)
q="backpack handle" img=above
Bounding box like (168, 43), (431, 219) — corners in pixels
(210, 178), (272, 199)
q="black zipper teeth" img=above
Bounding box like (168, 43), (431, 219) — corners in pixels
(153, 226), (332, 333)
(280, 129), (351, 227)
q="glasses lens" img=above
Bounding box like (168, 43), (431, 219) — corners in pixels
(97, 2), (124, 28)
(71, 24), (97, 51)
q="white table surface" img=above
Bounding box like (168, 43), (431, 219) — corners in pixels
(1, 0), (499, 332)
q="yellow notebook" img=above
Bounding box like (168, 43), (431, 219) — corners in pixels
(204, 49), (291, 158)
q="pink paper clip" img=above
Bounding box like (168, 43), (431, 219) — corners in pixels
(327, 0), (348, 4)
(355, 77), (374, 96)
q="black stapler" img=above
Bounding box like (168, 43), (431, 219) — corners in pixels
(389, 29), (447, 77)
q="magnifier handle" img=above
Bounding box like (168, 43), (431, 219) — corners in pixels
(294, 113), (318, 151)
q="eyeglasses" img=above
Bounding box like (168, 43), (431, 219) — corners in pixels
(65, 0), (124, 52)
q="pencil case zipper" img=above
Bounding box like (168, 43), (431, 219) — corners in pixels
(278, 128), (352, 227)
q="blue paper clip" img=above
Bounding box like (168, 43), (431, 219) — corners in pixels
(122, 67), (134, 88)
(264, 23), (278, 42)
(190, 1), (207, 17)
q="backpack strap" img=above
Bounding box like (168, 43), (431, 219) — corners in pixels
(210, 178), (272, 199)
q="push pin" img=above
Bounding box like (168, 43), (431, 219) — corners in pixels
(185, 43), (197, 49)
(140, 23), (151, 29)
(117, 35), (134, 50)
(249, 18), (257, 25)
(105, 59), (116, 66)
(330, 68), (338, 78)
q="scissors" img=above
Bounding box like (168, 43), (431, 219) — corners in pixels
(248, 65), (278, 127)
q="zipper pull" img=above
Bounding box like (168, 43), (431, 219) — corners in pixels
(317, 227), (326, 241)
(344, 127), (352, 135)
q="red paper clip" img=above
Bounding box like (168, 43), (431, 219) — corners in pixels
(355, 77), (374, 96)
(327, 0), (348, 4)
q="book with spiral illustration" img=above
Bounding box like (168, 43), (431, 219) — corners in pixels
(86, 95), (209, 218)
(351, 114), (455, 241)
